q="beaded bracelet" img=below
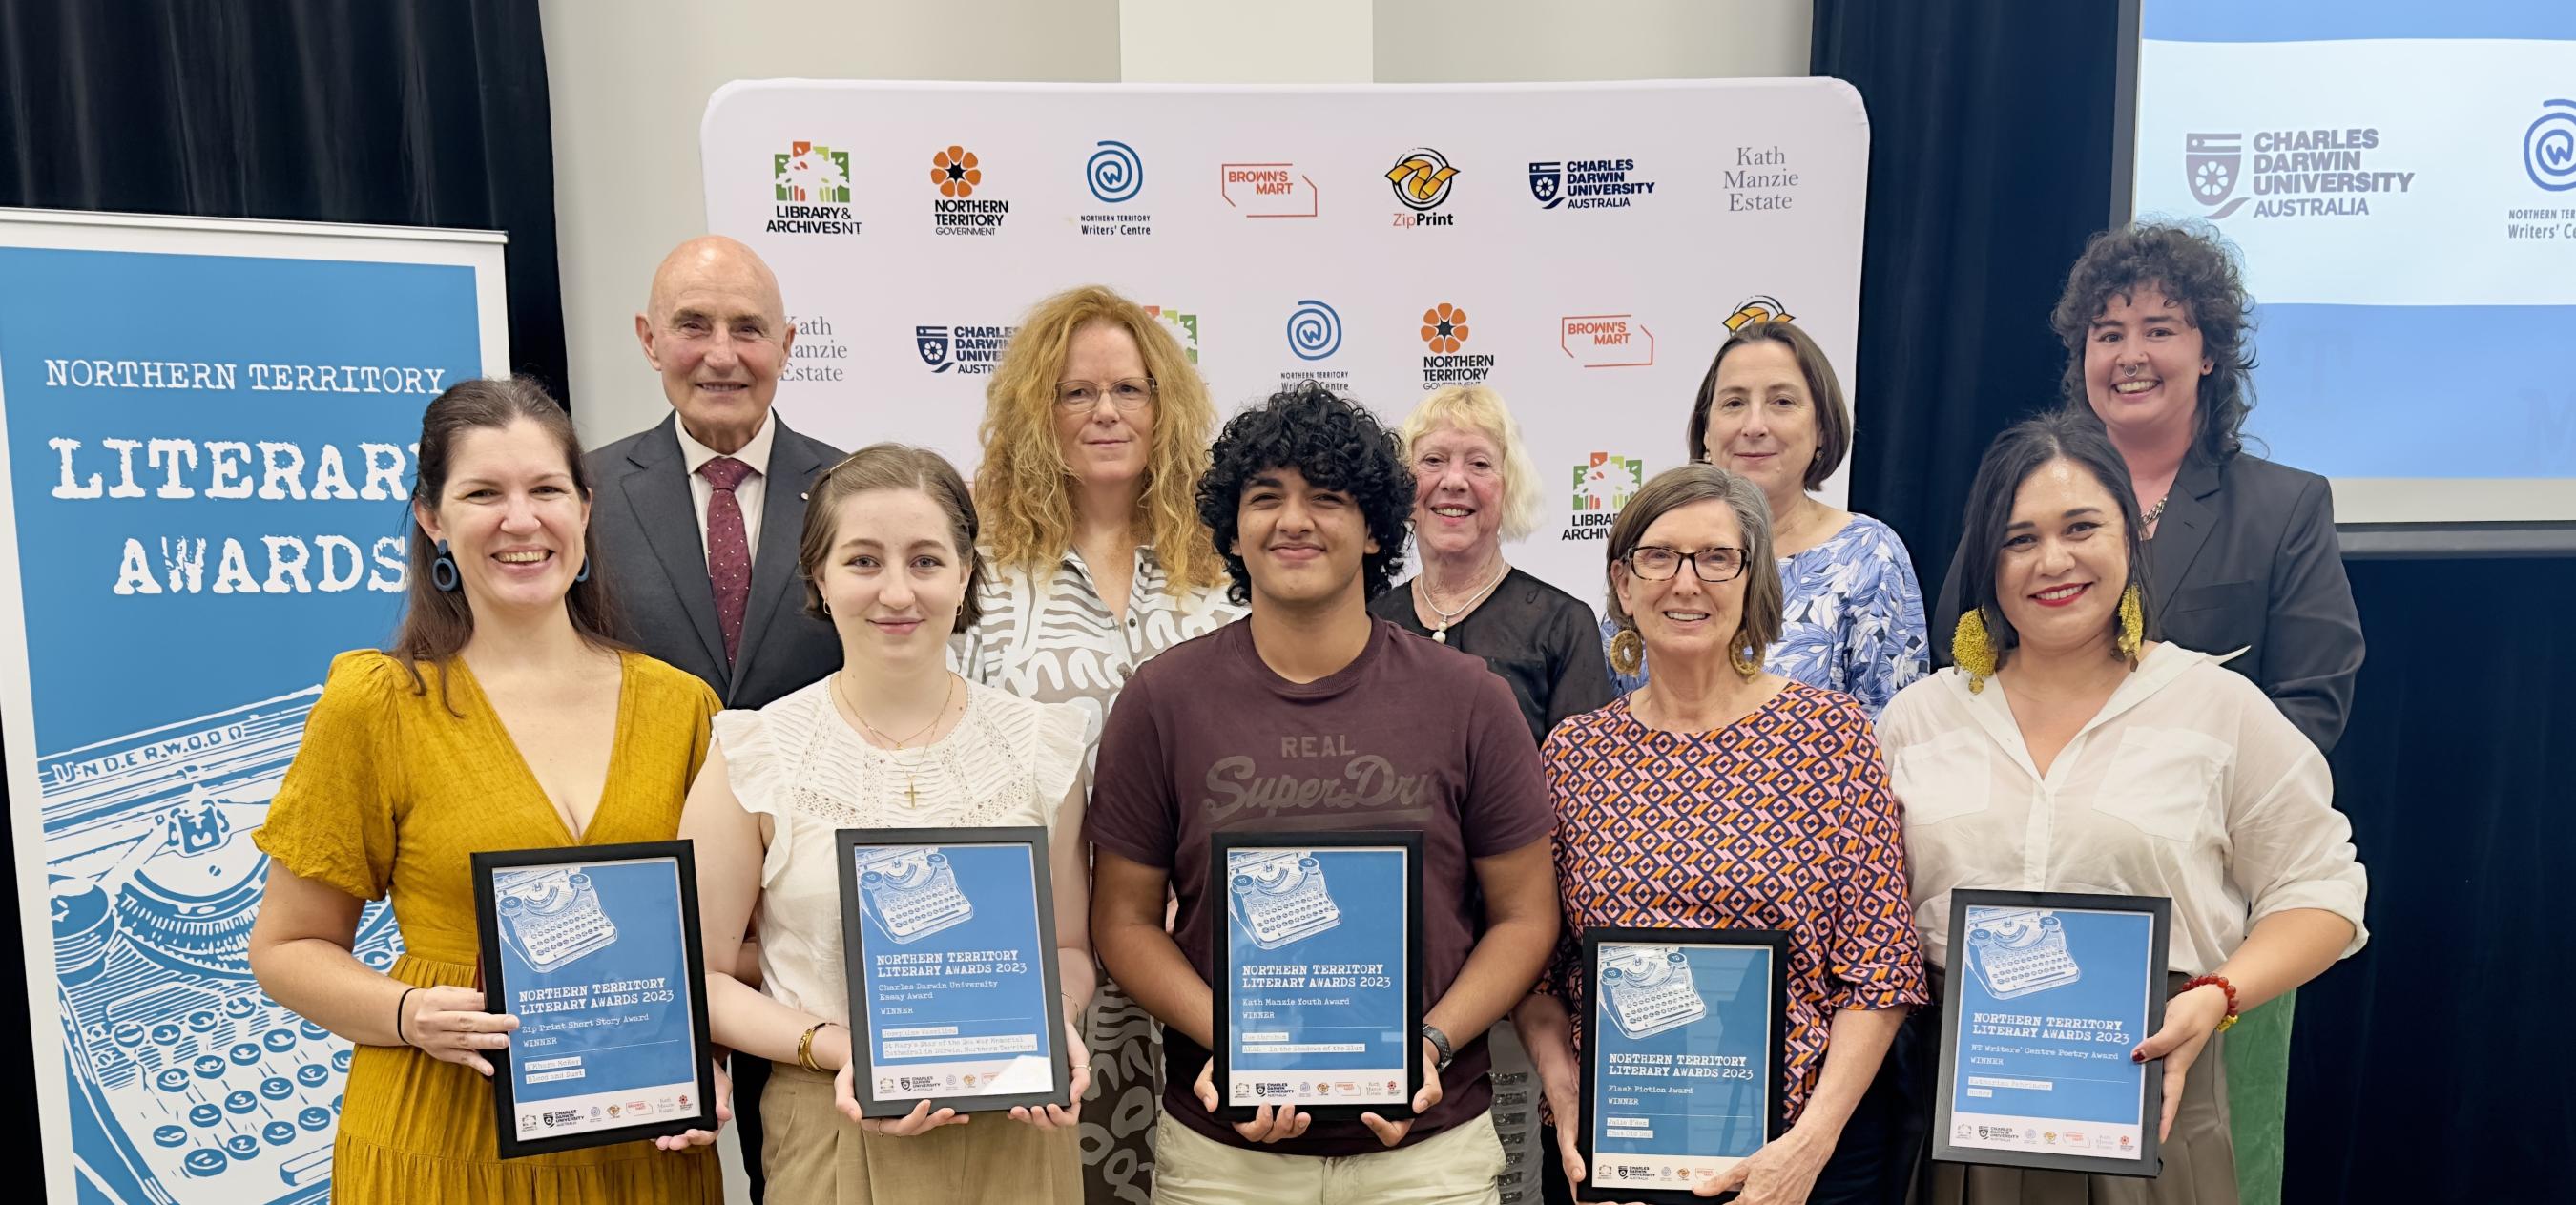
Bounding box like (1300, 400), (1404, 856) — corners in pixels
(2180, 974), (2241, 1032)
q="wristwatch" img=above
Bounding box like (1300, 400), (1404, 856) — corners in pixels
(1421, 1023), (1455, 1072)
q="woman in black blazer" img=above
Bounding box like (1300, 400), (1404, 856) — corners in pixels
(1927, 220), (2361, 1205)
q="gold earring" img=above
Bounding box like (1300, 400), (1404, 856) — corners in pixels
(1731, 645), (1760, 679)
(1951, 608), (1997, 694)
(1609, 626), (1645, 676)
(2116, 583), (2145, 663)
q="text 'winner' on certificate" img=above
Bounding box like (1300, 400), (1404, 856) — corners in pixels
(1213, 830), (1424, 1121)
(471, 841), (719, 1159)
(838, 827), (1069, 1117)
(1578, 927), (1787, 1199)
(1935, 889), (2173, 1177)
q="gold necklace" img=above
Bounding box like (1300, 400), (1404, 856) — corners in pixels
(832, 672), (958, 808)
(1416, 561), (1508, 644)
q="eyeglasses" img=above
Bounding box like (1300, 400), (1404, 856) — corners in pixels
(1055, 377), (1157, 411)
(1624, 545), (1749, 583)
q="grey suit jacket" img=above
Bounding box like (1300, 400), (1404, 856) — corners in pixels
(1933, 449), (2364, 754)
(587, 413), (845, 712)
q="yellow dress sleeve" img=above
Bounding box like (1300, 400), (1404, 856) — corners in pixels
(254, 650), (410, 901)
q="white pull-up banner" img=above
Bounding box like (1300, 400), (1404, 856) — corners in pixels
(702, 79), (1873, 606)
(0, 210), (509, 1205)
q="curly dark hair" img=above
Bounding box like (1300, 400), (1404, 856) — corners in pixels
(1197, 381), (1415, 606)
(2051, 221), (2258, 463)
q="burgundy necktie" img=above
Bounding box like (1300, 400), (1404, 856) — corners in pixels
(699, 455), (754, 664)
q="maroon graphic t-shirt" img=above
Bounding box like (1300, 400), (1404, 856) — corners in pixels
(1087, 617), (1553, 1156)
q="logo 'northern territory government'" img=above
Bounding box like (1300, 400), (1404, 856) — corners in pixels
(2186, 133), (2248, 218)
(776, 142), (850, 203)
(931, 145), (1011, 236)
(1387, 149), (1461, 211)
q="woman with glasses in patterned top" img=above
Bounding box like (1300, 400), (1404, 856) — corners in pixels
(1519, 463), (1927, 1205)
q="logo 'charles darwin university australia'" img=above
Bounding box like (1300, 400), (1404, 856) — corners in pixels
(1080, 138), (1153, 237)
(1387, 148), (1460, 227)
(932, 144), (1009, 235)
(918, 323), (1018, 374)
(1563, 452), (1644, 541)
(1419, 302), (1492, 387)
(2186, 128), (2413, 220)
(1527, 157), (1656, 210)
(1223, 161), (1319, 218)
(770, 142), (862, 235)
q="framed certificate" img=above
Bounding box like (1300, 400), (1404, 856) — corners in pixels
(470, 841), (719, 1159)
(837, 826), (1070, 1117)
(1574, 927), (1787, 1202)
(1933, 889), (2174, 1176)
(1210, 830), (1425, 1123)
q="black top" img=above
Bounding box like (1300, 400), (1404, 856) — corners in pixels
(1370, 567), (1619, 745)
(1932, 448), (2363, 755)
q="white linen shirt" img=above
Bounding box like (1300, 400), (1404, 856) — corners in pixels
(1878, 643), (2367, 977)
(674, 410), (776, 569)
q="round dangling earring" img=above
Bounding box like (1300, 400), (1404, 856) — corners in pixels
(430, 539), (461, 593)
(1951, 608), (1997, 694)
(1730, 645), (1760, 680)
(572, 556), (590, 585)
(2115, 583), (2145, 663)
(1609, 625), (1645, 677)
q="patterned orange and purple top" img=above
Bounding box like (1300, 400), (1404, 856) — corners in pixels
(1538, 682), (1928, 1123)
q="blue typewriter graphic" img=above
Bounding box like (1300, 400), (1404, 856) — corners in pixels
(856, 846), (975, 944)
(495, 868), (618, 974)
(41, 688), (405, 1203)
(1599, 945), (1710, 1041)
(1226, 850), (1342, 951)
(1963, 907), (2083, 1000)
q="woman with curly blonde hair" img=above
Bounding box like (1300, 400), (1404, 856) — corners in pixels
(958, 283), (1242, 1202)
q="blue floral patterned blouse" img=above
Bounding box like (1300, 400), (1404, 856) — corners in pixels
(1601, 513), (1928, 717)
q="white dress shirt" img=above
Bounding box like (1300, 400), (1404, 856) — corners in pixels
(674, 412), (775, 568)
(1878, 643), (2367, 978)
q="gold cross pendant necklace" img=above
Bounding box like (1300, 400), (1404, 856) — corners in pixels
(834, 672), (959, 808)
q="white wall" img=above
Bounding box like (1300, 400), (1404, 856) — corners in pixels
(543, 0), (1811, 449)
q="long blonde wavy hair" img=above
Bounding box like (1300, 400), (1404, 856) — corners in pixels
(974, 285), (1222, 591)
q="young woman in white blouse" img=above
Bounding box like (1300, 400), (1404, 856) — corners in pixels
(1878, 412), (2365, 1205)
(682, 445), (1092, 1204)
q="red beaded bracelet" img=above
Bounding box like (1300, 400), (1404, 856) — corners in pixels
(2180, 974), (2241, 1032)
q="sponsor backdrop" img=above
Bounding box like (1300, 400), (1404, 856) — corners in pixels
(2131, 1), (2576, 523)
(0, 210), (509, 1204)
(702, 80), (1873, 610)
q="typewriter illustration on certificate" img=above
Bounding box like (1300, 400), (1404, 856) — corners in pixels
(495, 868), (619, 974)
(1963, 907), (2082, 1000)
(1226, 850), (1342, 951)
(1599, 945), (1709, 1041)
(857, 846), (975, 944)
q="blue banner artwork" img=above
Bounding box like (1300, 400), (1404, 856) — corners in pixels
(853, 843), (1056, 1101)
(1222, 846), (1409, 1110)
(0, 217), (502, 1205)
(1587, 943), (1776, 1188)
(1948, 905), (2156, 1161)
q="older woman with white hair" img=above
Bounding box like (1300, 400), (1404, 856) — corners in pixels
(1370, 384), (1616, 742)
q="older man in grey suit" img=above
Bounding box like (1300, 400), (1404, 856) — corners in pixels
(586, 235), (841, 1200)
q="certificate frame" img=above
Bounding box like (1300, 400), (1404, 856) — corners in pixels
(836, 826), (1070, 1118)
(471, 840), (720, 1160)
(1210, 829), (1426, 1124)
(1932, 888), (2174, 1177)
(1573, 926), (1789, 1204)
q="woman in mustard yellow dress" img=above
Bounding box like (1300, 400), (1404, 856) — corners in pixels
(248, 378), (726, 1203)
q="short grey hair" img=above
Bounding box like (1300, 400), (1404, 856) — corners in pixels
(1601, 463), (1781, 669)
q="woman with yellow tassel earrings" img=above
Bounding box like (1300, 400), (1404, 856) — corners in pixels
(1880, 412), (2368, 1205)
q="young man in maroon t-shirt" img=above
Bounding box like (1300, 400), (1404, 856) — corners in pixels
(1087, 383), (1559, 1204)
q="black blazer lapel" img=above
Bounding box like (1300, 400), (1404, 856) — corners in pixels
(2148, 451), (2224, 609)
(623, 418), (730, 681)
(729, 423), (828, 704)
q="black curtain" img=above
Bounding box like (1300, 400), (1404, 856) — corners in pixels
(0, 0), (566, 1175)
(1815, 5), (2574, 1203)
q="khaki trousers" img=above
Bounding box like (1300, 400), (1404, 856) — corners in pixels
(1151, 1110), (1506, 1205)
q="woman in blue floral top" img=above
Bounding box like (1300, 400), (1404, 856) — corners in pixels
(1601, 319), (1928, 716)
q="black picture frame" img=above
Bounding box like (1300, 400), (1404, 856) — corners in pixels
(836, 826), (1070, 1118)
(470, 840), (720, 1160)
(1932, 888), (2174, 1177)
(1572, 926), (1790, 1205)
(1209, 829), (1427, 1124)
